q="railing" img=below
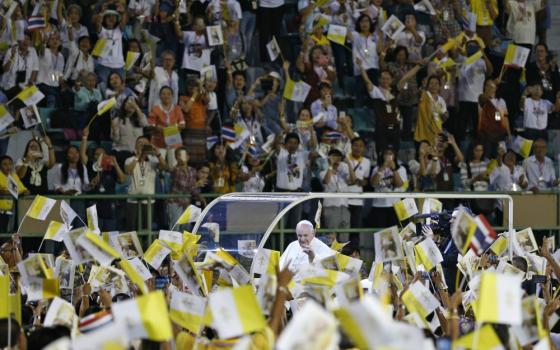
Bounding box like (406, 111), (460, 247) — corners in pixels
(3, 191), (560, 244)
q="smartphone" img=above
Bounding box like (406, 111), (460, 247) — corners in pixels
(155, 276), (170, 289)
(339, 111), (346, 119)
(142, 144), (154, 154)
(531, 275), (548, 284)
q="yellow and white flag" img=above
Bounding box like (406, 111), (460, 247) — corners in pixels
(490, 235), (508, 256)
(119, 258), (149, 295)
(96, 97), (117, 116)
(158, 230), (183, 253)
(266, 36), (281, 61)
(76, 231), (121, 266)
(163, 125), (182, 147)
(27, 195), (56, 220)
(26, 278), (60, 301)
(17, 253), (52, 281)
(454, 324), (504, 350)
(253, 248), (280, 276)
(422, 198), (443, 214)
(86, 204), (100, 234)
(440, 38), (457, 53)
(393, 198), (418, 221)
(283, 78), (311, 102)
(176, 204), (202, 225)
(477, 272), (522, 325)
(512, 135), (533, 158)
(414, 237), (443, 271)
(16, 85), (45, 106)
(43, 297), (76, 328)
(451, 208), (477, 254)
(0, 104), (14, 132)
(504, 43), (531, 68)
(401, 280), (440, 318)
(336, 253), (363, 277)
(208, 285), (266, 339)
(111, 291), (173, 342)
(327, 24), (347, 45)
(173, 254), (206, 296)
(170, 288), (207, 334)
(92, 38), (113, 57)
(71, 320), (130, 350)
(0, 275), (22, 323)
(143, 239), (171, 269)
(44, 221), (67, 242)
(125, 51), (141, 71)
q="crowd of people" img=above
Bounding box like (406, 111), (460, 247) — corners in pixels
(0, 0), (558, 348)
(0, 0), (558, 234)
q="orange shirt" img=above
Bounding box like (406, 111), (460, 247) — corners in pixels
(148, 104), (185, 148)
(180, 95), (207, 129)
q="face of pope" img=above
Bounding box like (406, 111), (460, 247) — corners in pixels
(297, 226), (314, 248)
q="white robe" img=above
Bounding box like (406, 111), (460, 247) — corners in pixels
(279, 237), (334, 272)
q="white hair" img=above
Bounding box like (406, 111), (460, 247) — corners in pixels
(296, 220), (315, 236)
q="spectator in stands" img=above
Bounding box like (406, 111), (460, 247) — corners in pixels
(296, 46), (337, 106)
(148, 51), (179, 112)
(168, 147), (204, 228)
(521, 83), (560, 140)
(176, 15), (209, 84)
(432, 133), (464, 191)
(111, 96), (149, 165)
(0, 155), (29, 232)
(208, 143), (237, 194)
(321, 148), (354, 230)
(385, 46), (418, 140)
(195, 163), (213, 200)
(505, 0), (546, 49)
(523, 138), (558, 192)
(63, 36), (94, 85)
(477, 79), (510, 155)
(224, 69), (247, 116)
(180, 79), (209, 130)
(414, 75), (448, 146)
(124, 136), (167, 230)
(15, 137), (55, 195)
(257, 0), (284, 62)
(239, 154), (267, 193)
(80, 128), (126, 231)
(526, 43), (560, 114)
(1, 32), (39, 98)
(311, 81), (338, 130)
(369, 146), (407, 228)
(105, 72), (135, 116)
(37, 33), (65, 108)
(348, 14), (381, 87)
(279, 103), (318, 152)
(74, 72), (102, 115)
(432, 0), (462, 43)
(409, 140), (439, 191)
(124, 39), (152, 97)
(149, 86), (185, 166)
(460, 140), (490, 191)
(255, 71), (283, 135)
(470, 0), (498, 47)
(60, 4), (89, 51)
(394, 14), (425, 64)
(93, 4), (128, 84)
(52, 145), (90, 218)
(346, 137), (371, 230)
(490, 145), (528, 192)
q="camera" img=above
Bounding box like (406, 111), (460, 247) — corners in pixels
(413, 211), (452, 236)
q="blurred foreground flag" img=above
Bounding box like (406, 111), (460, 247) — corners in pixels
(477, 272), (522, 326)
(16, 85), (45, 106)
(177, 204), (202, 225)
(44, 221), (67, 242)
(454, 324), (505, 350)
(170, 288), (207, 334)
(208, 285), (266, 339)
(394, 198), (418, 221)
(112, 291), (173, 342)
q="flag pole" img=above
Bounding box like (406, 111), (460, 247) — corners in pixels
(85, 112), (100, 130)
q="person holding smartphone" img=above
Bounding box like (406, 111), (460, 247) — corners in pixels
(124, 136), (167, 231)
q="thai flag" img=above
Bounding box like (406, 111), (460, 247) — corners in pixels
(206, 135), (219, 150)
(221, 126), (236, 142)
(324, 130), (342, 141)
(28, 16), (46, 31)
(249, 144), (259, 157)
(470, 214), (497, 256)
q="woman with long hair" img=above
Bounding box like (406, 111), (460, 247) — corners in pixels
(208, 143), (238, 194)
(53, 145), (90, 221)
(15, 137), (56, 194)
(111, 96), (148, 166)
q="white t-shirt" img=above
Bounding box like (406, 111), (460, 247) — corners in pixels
(394, 30), (426, 62)
(259, 0), (284, 9)
(319, 162), (350, 207)
(347, 156), (371, 206)
(64, 43), (95, 81)
(125, 155), (159, 202)
(352, 31), (379, 75)
(37, 48), (65, 87)
(279, 237), (334, 272)
(97, 27), (125, 69)
(1, 47), (39, 90)
(523, 98), (553, 130)
(310, 99), (338, 129)
(52, 164), (90, 194)
(60, 21), (89, 50)
(458, 58), (487, 103)
(241, 165), (265, 192)
(506, 0), (540, 45)
(181, 31), (209, 69)
(128, 0), (157, 17)
(276, 148), (307, 190)
(148, 66), (179, 111)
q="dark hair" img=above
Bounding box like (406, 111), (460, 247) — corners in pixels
(328, 148), (343, 157)
(125, 39), (144, 66)
(23, 138), (43, 158)
(209, 142), (232, 163)
(351, 137), (366, 146)
(379, 69), (393, 78)
(61, 145), (85, 184)
(119, 96), (142, 127)
(0, 155), (13, 163)
(0, 318), (21, 348)
(28, 325), (70, 350)
(159, 85), (174, 96)
(390, 45), (409, 62)
(466, 139), (485, 163)
(355, 14), (375, 33)
(377, 146), (396, 166)
(308, 45), (326, 66)
(77, 35), (90, 45)
(107, 72), (123, 89)
(426, 75), (441, 87)
(298, 107), (311, 118)
(284, 132), (300, 144)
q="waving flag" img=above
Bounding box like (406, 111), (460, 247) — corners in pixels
(470, 215), (497, 255)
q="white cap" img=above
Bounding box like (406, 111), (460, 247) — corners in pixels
(269, 71), (281, 80)
(296, 220), (315, 236)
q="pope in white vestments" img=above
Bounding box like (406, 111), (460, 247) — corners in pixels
(279, 220), (334, 272)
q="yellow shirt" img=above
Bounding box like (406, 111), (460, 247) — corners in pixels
(0, 171), (27, 212)
(470, 0), (498, 26)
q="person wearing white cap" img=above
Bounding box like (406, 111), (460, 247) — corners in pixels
(279, 220), (334, 272)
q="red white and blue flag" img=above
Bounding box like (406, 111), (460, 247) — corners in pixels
(470, 214), (497, 255)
